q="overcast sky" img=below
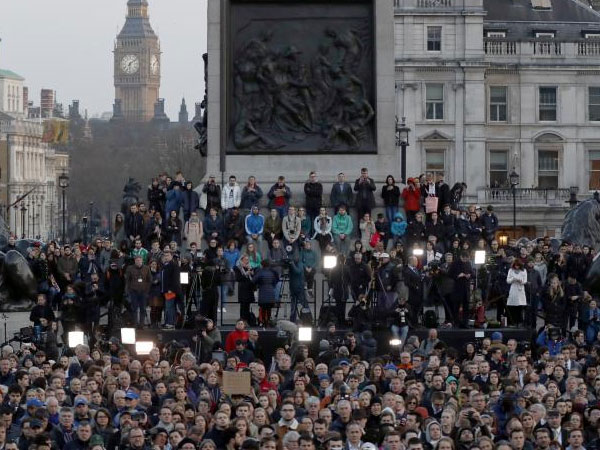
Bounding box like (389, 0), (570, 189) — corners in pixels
(1, 0), (207, 119)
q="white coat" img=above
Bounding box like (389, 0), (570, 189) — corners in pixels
(506, 268), (528, 306)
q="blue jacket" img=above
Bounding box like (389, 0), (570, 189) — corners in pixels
(224, 248), (240, 269)
(245, 213), (265, 235)
(390, 212), (407, 237)
(536, 331), (565, 356)
(165, 189), (183, 215)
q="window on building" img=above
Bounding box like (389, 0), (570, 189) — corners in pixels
(539, 87), (557, 121)
(590, 87), (600, 121)
(489, 151), (509, 187)
(490, 86), (507, 122)
(427, 26), (442, 52)
(590, 151), (600, 190)
(426, 150), (445, 179)
(426, 84), (444, 120)
(535, 32), (555, 38)
(586, 33), (600, 39)
(486, 31), (506, 38)
(538, 150), (559, 188)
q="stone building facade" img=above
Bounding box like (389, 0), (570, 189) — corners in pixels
(395, 0), (600, 236)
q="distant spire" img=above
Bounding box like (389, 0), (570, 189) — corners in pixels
(179, 97), (189, 124)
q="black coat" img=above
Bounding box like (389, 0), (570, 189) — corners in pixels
(330, 182), (354, 208)
(354, 177), (376, 209)
(381, 185), (400, 207)
(160, 261), (181, 296)
(240, 185), (263, 210)
(304, 182), (323, 211)
(147, 186), (166, 212)
(435, 181), (450, 209)
(234, 265), (255, 303)
(202, 182), (221, 210)
(543, 290), (567, 329)
(125, 213), (144, 240)
(403, 265), (424, 306)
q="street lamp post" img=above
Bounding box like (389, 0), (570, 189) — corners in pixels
(509, 168), (520, 238)
(31, 200), (35, 240)
(20, 203), (27, 239)
(395, 116), (411, 184)
(59, 173), (70, 244)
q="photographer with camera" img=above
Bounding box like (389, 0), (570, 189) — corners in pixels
(348, 252), (372, 303)
(288, 254), (309, 323)
(374, 253), (398, 317)
(348, 294), (373, 332)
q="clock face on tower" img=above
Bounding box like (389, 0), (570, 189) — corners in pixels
(120, 55), (140, 74)
(150, 55), (159, 75)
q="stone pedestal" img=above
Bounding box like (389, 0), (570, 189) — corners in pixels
(205, 0), (396, 187)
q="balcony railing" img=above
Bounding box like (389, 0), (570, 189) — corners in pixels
(483, 38), (600, 60)
(480, 188), (574, 205)
(394, 0), (482, 8)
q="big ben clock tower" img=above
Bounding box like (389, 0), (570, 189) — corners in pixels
(113, 0), (160, 122)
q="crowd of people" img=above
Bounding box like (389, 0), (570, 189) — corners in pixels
(14, 167), (600, 337)
(1, 168), (600, 450)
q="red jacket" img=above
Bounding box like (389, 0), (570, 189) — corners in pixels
(401, 187), (421, 212)
(225, 330), (249, 352)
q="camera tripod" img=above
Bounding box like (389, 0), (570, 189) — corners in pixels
(274, 273), (295, 321)
(365, 264), (389, 324)
(180, 271), (202, 329)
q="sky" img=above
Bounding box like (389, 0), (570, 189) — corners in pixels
(0, 0), (208, 119)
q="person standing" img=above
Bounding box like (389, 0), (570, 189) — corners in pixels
(244, 206), (265, 247)
(160, 251), (181, 329)
(354, 168), (376, 224)
(381, 175), (401, 228)
(289, 256), (308, 322)
(403, 256), (424, 324)
(234, 255), (255, 324)
(448, 251), (474, 328)
(221, 175), (241, 214)
(268, 176), (292, 219)
(240, 176), (263, 212)
(252, 260), (279, 327)
(506, 259), (527, 326)
(125, 204), (144, 245)
(304, 171), (323, 234)
(125, 255), (152, 328)
(332, 206), (353, 256)
(401, 179), (421, 224)
(202, 175), (222, 213)
(330, 172), (353, 214)
(147, 179), (166, 216)
(181, 181), (199, 222)
(282, 206), (302, 251)
(434, 174), (450, 213)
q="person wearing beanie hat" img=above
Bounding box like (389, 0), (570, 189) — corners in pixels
(199, 440), (217, 450)
(177, 437), (198, 450)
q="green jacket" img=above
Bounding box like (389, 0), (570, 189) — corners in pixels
(332, 213), (353, 236)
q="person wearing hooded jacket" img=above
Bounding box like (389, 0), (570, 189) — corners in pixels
(391, 212), (407, 246)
